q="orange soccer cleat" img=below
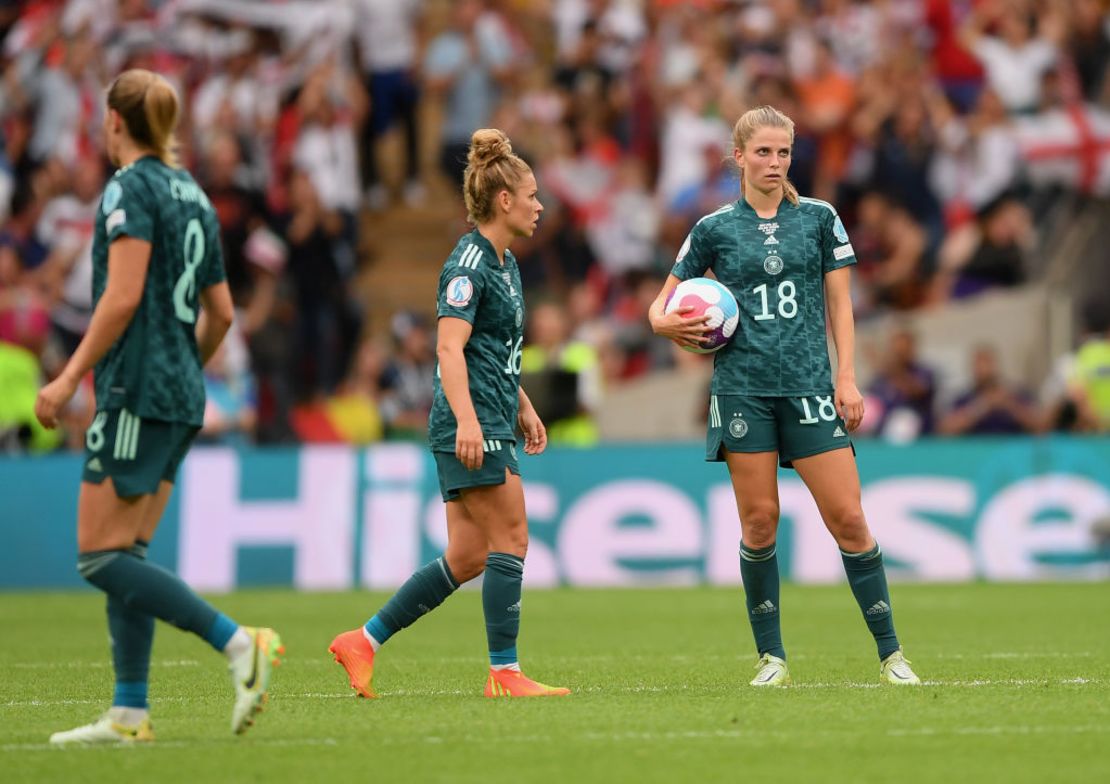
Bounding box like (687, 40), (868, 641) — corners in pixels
(328, 629), (378, 698)
(484, 668), (571, 698)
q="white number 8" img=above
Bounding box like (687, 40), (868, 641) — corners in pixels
(173, 218), (205, 324)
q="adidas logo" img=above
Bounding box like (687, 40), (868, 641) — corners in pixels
(752, 599), (777, 615)
(833, 426), (845, 438)
(763, 235), (779, 245)
(507, 600), (521, 613)
(87, 457), (103, 472)
(866, 600), (891, 616)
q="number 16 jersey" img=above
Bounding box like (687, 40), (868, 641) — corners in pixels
(92, 155), (225, 426)
(428, 230), (525, 452)
(671, 196), (856, 397)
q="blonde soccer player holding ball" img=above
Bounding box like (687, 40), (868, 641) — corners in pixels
(649, 106), (921, 687)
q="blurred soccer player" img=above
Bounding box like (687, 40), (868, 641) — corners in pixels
(329, 129), (569, 699)
(35, 70), (283, 745)
(648, 106), (921, 687)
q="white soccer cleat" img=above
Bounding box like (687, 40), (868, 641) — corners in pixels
(49, 712), (154, 746)
(229, 626), (284, 735)
(879, 648), (921, 685)
(750, 653), (791, 687)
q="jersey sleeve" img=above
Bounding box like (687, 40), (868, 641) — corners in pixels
(104, 174), (155, 244)
(198, 215), (227, 289)
(822, 208), (856, 274)
(437, 264), (486, 325)
(670, 222), (713, 280)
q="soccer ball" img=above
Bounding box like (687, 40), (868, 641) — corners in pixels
(663, 277), (740, 354)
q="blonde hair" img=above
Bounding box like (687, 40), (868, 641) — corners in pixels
(107, 69), (180, 168)
(732, 105), (799, 206)
(463, 129), (531, 225)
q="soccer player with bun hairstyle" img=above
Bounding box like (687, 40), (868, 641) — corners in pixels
(36, 70), (283, 746)
(648, 106), (922, 687)
(330, 129), (570, 699)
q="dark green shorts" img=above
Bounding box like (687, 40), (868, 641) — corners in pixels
(707, 394), (854, 469)
(433, 439), (520, 502)
(82, 409), (199, 498)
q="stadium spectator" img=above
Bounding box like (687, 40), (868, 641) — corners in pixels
(379, 310), (436, 439)
(200, 322), (257, 446)
(930, 196), (1032, 303)
(938, 344), (1042, 435)
(1068, 302), (1110, 432)
(351, 0), (424, 210)
(521, 300), (600, 445)
(867, 327), (938, 440)
(424, 0), (516, 187)
(34, 154), (101, 353)
(849, 191), (927, 315)
(961, 1), (1061, 115)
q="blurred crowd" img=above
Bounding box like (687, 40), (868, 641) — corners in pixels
(1, 0), (1110, 454)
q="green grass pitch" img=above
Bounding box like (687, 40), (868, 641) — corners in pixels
(3, 583), (1109, 783)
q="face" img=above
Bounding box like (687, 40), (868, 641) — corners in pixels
(735, 126), (792, 197)
(502, 172), (543, 238)
(972, 347), (998, 385)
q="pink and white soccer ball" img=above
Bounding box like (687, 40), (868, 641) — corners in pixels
(663, 277), (740, 354)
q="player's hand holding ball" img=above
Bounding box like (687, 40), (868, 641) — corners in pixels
(518, 405), (547, 456)
(456, 417), (485, 470)
(653, 278), (739, 353)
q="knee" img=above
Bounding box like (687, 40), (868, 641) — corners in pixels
(826, 506), (870, 548)
(449, 551), (487, 584)
(492, 518), (529, 560)
(741, 503), (780, 549)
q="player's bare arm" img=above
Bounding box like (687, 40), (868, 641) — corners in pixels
(517, 387), (546, 455)
(34, 237), (152, 429)
(196, 281), (235, 365)
(437, 315), (484, 470)
(825, 265), (864, 432)
(648, 274), (711, 349)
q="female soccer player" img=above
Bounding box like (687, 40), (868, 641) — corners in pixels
(34, 70), (283, 745)
(329, 129), (569, 698)
(649, 106), (921, 687)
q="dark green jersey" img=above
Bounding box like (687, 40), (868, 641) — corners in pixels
(672, 196), (856, 397)
(428, 231), (525, 452)
(92, 156), (225, 425)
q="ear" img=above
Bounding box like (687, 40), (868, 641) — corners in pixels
(733, 147), (744, 170)
(497, 188), (513, 213)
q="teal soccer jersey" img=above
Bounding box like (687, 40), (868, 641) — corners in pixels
(428, 231), (525, 452)
(672, 197), (856, 396)
(92, 156), (225, 425)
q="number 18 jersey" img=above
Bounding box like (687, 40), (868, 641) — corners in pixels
(428, 231), (525, 452)
(92, 155), (225, 426)
(671, 197), (856, 397)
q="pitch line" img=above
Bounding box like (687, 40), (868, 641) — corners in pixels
(3, 678), (1101, 708)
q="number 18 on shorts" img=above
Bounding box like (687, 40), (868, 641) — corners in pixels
(707, 394), (853, 468)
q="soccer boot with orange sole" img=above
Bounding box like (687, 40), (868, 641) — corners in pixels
(329, 628), (378, 698)
(484, 668), (571, 698)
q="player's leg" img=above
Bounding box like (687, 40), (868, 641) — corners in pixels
(725, 450), (790, 686)
(712, 394), (789, 685)
(50, 480), (156, 746)
(330, 500), (485, 697)
(459, 470), (569, 697)
(792, 448), (920, 684)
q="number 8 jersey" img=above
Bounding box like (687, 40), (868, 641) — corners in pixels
(92, 156), (225, 426)
(428, 231), (525, 452)
(671, 197), (856, 397)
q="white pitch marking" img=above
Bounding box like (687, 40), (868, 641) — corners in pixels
(12, 659), (201, 670)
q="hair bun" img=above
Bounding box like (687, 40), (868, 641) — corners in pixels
(467, 128), (513, 168)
